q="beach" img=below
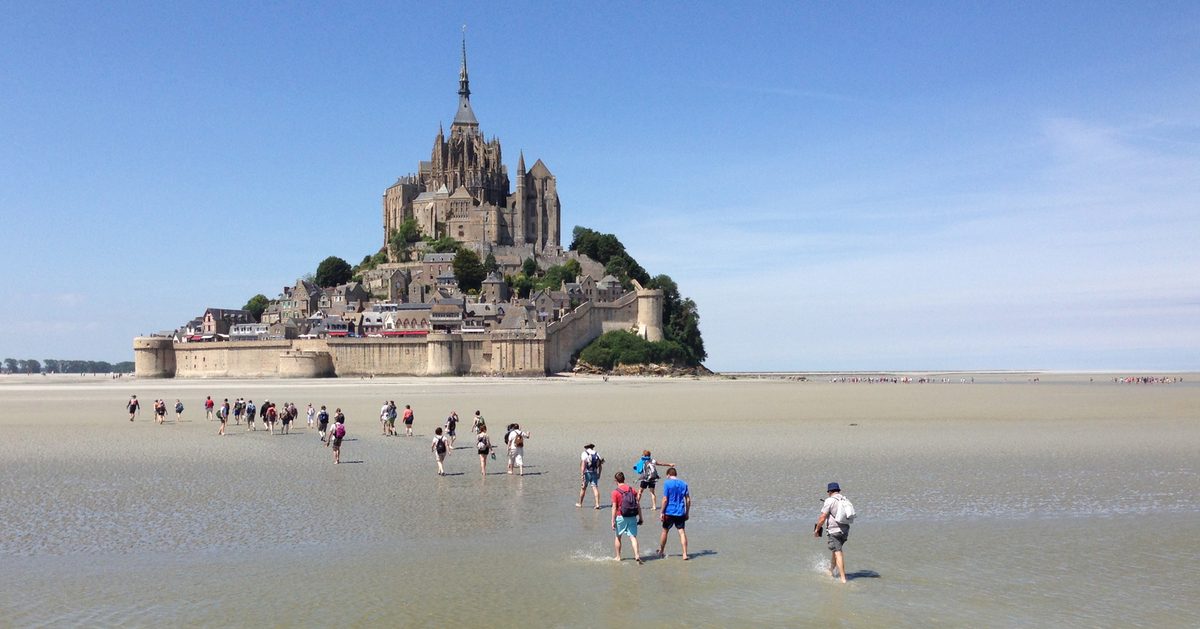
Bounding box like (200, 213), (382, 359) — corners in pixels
(1, 373), (1198, 627)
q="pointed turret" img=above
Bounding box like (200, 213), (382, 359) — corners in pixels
(453, 28), (479, 128)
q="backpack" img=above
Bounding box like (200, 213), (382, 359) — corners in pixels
(640, 460), (658, 483)
(247, 403), (255, 414)
(584, 452), (600, 472)
(617, 486), (639, 517)
(319, 410), (329, 422)
(477, 436), (490, 453)
(833, 495), (856, 524)
(514, 433), (524, 447)
(333, 423), (346, 439)
(435, 436), (447, 454)
(176, 402), (184, 412)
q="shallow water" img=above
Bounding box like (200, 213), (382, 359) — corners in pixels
(1, 376), (1198, 626)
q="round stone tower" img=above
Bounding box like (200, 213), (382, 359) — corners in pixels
(278, 350), (334, 378)
(636, 287), (664, 342)
(133, 337), (176, 378)
(425, 333), (457, 376)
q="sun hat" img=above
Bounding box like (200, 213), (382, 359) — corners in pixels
(827, 482), (840, 492)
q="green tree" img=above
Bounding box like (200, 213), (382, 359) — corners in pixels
(43, 359), (60, 373)
(563, 258), (582, 278)
(522, 257), (538, 278)
(3, 358), (16, 373)
(426, 235), (461, 253)
(243, 294), (270, 322)
(536, 264), (573, 292)
(389, 218), (424, 260)
(649, 274), (706, 365)
(452, 248), (486, 292)
(483, 253), (499, 275)
(315, 256), (352, 287)
(506, 274), (534, 299)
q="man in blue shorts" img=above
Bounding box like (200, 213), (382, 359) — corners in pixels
(657, 467), (690, 560)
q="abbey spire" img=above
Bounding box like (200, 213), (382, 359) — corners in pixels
(453, 28), (479, 128)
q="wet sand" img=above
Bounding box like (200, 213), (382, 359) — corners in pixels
(1, 374), (1198, 626)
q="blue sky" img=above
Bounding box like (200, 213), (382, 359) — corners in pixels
(1, 2), (1198, 371)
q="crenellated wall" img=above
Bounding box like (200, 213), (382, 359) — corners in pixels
(137, 289), (653, 378)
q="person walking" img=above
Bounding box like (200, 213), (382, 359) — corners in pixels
(245, 399), (256, 430)
(204, 395), (214, 421)
(154, 399), (167, 424)
(432, 427), (450, 476)
(331, 415), (346, 464)
(471, 410), (485, 434)
(475, 425), (493, 476)
(216, 401), (227, 436)
(611, 472), (644, 564)
(306, 403), (315, 430)
(814, 482), (854, 584)
(127, 395), (140, 421)
(379, 400), (391, 436)
(402, 404), (414, 436)
(505, 423), (530, 476)
(577, 444), (604, 509)
(317, 405), (330, 442)
(174, 399), (184, 422)
(633, 450), (676, 510)
(656, 467), (691, 560)
(445, 412), (459, 448)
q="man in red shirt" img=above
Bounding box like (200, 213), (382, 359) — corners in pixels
(611, 472), (644, 564)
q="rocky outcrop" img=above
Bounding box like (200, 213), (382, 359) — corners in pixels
(572, 360), (713, 378)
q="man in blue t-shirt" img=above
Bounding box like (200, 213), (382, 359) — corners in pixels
(656, 467), (691, 560)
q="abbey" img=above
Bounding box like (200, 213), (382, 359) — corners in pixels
(382, 40), (562, 257)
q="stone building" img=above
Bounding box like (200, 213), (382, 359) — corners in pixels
(382, 38), (562, 258)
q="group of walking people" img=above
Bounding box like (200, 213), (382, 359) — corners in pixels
(574, 445), (691, 563)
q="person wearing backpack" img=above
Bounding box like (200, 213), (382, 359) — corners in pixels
(505, 424), (530, 476)
(431, 427), (450, 476)
(577, 444), (604, 509)
(331, 416), (346, 464)
(814, 482), (855, 583)
(317, 405), (330, 442)
(475, 425), (493, 476)
(174, 399), (184, 422)
(610, 472), (644, 564)
(245, 400), (256, 431)
(127, 395), (140, 421)
(633, 450), (676, 511)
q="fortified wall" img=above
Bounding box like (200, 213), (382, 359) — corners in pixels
(134, 290), (660, 378)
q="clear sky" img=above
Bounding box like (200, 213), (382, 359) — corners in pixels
(1, 2), (1198, 372)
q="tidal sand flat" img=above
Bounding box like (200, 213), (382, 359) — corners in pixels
(1, 375), (1197, 627)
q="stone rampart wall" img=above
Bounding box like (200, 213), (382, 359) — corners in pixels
(326, 337), (435, 376)
(145, 293), (642, 378)
(543, 292), (639, 373)
(173, 340), (294, 378)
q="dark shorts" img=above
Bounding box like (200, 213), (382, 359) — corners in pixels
(662, 514), (687, 530)
(826, 531), (848, 552)
(639, 479), (657, 490)
(332, 437), (343, 448)
(404, 419), (414, 426)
